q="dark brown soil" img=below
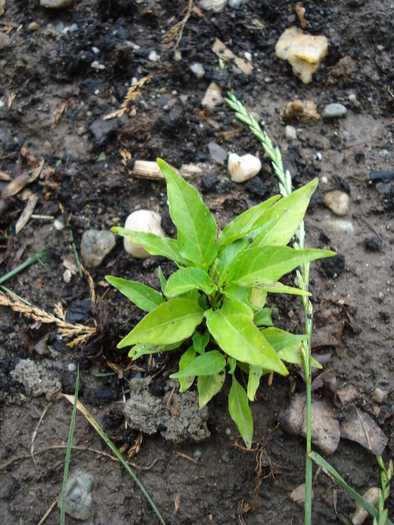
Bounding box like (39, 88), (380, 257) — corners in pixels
(0, 1), (393, 524)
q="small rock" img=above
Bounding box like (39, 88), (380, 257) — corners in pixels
(221, 450), (230, 463)
(40, 0), (72, 8)
(0, 0), (5, 16)
(364, 237), (382, 251)
(284, 100), (320, 124)
(190, 62), (205, 79)
(80, 229), (116, 268)
(228, 0), (249, 7)
(321, 253), (345, 278)
(324, 219), (354, 235)
(12, 359), (62, 400)
(63, 269), (72, 283)
(322, 103), (348, 119)
(89, 118), (119, 146)
(91, 60), (105, 70)
(0, 31), (11, 49)
(123, 210), (165, 258)
(279, 395), (340, 455)
(58, 471), (93, 521)
(228, 153), (262, 183)
(199, 0), (227, 12)
(201, 172), (219, 191)
(351, 487), (380, 525)
(290, 483), (314, 508)
(336, 388), (358, 405)
(245, 176), (268, 197)
(324, 191), (350, 216)
(285, 125), (297, 140)
(208, 141), (227, 165)
(275, 26), (328, 84)
(68, 363), (77, 372)
(193, 450), (202, 461)
(379, 149), (390, 158)
(28, 22), (39, 31)
(201, 82), (224, 111)
(148, 50), (160, 62)
(340, 406), (388, 455)
(0, 123), (16, 150)
(372, 388), (387, 404)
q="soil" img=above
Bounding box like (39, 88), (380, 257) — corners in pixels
(0, 0), (393, 524)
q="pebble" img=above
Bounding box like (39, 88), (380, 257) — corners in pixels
(324, 219), (354, 235)
(80, 229), (116, 268)
(221, 450), (230, 463)
(89, 118), (119, 146)
(336, 388), (358, 405)
(91, 60), (105, 70)
(0, 0), (4, 16)
(290, 483), (314, 507)
(148, 50), (160, 62)
(322, 103), (348, 119)
(68, 363), (77, 372)
(372, 388), (387, 404)
(189, 62), (205, 79)
(379, 149), (390, 158)
(228, 153), (262, 183)
(0, 31), (11, 49)
(208, 141), (227, 165)
(285, 125), (297, 140)
(351, 487), (379, 525)
(324, 191), (350, 216)
(199, 0), (227, 12)
(58, 471), (94, 521)
(63, 269), (72, 283)
(40, 0), (72, 8)
(193, 450), (202, 461)
(201, 82), (224, 111)
(123, 210), (165, 258)
(28, 22), (39, 31)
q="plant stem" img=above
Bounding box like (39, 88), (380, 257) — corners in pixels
(226, 92), (313, 524)
(0, 246), (48, 285)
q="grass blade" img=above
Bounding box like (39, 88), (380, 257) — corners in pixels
(63, 394), (166, 525)
(60, 367), (79, 524)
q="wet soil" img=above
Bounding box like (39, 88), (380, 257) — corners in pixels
(0, 0), (393, 524)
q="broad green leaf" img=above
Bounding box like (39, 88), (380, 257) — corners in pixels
(118, 299), (204, 348)
(192, 331), (210, 355)
(247, 365), (263, 401)
(225, 246), (335, 286)
(277, 345), (322, 368)
(164, 267), (216, 298)
(222, 284), (251, 305)
(247, 179), (318, 248)
(106, 276), (165, 312)
(198, 371), (226, 407)
(170, 350), (226, 378)
(157, 158), (218, 267)
(158, 266), (167, 294)
(128, 341), (182, 360)
(216, 238), (249, 286)
(249, 288), (267, 309)
(261, 327), (309, 351)
(113, 227), (189, 266)
(253, 308), (275, 327)
(205, 300), (288, 375)
(253, 281), (311, 296)
(228, 376), (253, 448)
(177, 289), (201, 303)
(178, 347), (196, 392)
(218, 195), (281, 250)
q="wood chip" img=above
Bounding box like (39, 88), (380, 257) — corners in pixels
(15, 194), (38, 234)
(212, 38), (253, 75)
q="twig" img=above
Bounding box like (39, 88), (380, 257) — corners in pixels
(31, 400), (54, 466)
(37, 495), (60, 525)
(163, 0), (193, 51)
(176, 451), (198, 464)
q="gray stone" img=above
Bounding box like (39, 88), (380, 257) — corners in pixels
(208, 141), (227, 165)
(89, 118), (119, 146)
(81, 229), (116, 268)
(189, 62), (205, 79)
(0, 0), (5, 16)
(0, 31), (11, 49)
(199, 0), (227, 12)
(12, 359), (62, 400)
(40, 0), (72, 8)
(124, 378), (210, 443)
(58, 471), (93, 521)
(322, 103), (347, 119)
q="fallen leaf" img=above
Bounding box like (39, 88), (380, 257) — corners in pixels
(15, 194), (38, 234)
(340, 406), (388, 455)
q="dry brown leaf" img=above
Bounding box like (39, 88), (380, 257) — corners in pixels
(15, 194), (38, 234)
(1, 173), (30, 199)
(295, 4), (307, 29)
(0, 170), (12, 181)
(340, 406), (388, 455)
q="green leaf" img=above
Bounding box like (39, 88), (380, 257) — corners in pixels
(157, 158), (218, 267)
(198, 372), (226, 407)
(113, 227), (189, 266)
(205, 299), (288, 375)
(178, 347), (196, 393)
(218, 194), (281, 250)
(253, 308), (275, 327)
(261, 327), (309, 351)
(228, 357), (236, 374)
(225, 246), (335, 286)
(106, 276), (165, 312)
(192, 331), (210, 355)
(177, 289), (201, 303)
(253, 281), (311, 296)
(164, 267), (216, 298)
(222, 284), (251, 305)
(118, 299), (204, 348)
(277, 345), (322, 368)
(228, 376), (253, 448)
(128, 341), (182, 360)
(216, 238), (249, 286)
(249, 288), (267, 309)
(247, 365), (263, 401)
(170, 350), (226, 378)
(247, 179), (318, 248)
(157, 267), (167, 294)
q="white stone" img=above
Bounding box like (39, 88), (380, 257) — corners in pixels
(40, 0), (72, 8)
(63, 269), (72, 283)
(124, 210), (165, 258)
(244, 51), (252, 62)
(199, 0), (227, 13)
(201, 82), (224, 111)
(190, 62), (205, 78)
(372, 388), (387, 404)
(285, 125), (297, 140)
(148, 50), (160, 62)
(228, 153), (262, 183)
(325, 219), (354, 235)
(0, 0), (6, 16)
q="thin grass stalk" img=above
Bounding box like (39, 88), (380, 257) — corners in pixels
(60, 367), (80, 524)
(0, 246), (48, 285)
(225, 92), (313, 524)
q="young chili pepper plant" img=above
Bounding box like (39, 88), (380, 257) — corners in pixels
(106, 158), (334, 447)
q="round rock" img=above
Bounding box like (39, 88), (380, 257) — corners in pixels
(80, 229), (116, 268)
(123, 210), (165, 258)
(324, 191), (350, 216)
(322, 103), (347, 119)
(40, 0), (73, 8)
